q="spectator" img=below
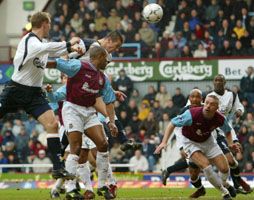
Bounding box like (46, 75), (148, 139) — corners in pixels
(114, 69), (133, 99)
(132, 11), (142, 32)
(138, 22), (156, 47)
(188, 33), (200, 52)
(32, 150), (52, 173)
(119, 110), (129, 128)
(128, 113), (141, 135)
(70, 13), (83, 33)
(151, 100), (163, 121)
(130, 89), (142, 107)
(7, 154), (20, 172)
(163, 99), (180, 119)
(208, 42), (219, 57)
(240, 66), (254, 105)
(138, 100), (150, 121)
(110, 143), (125, 163)
(173, 31), (187, 50)
(124, 23), (136, 43)
(129, 150), (149, 173)
(155, 84), (171, 108)
(181, 45), (193, 57)
(159, 113), (170, 136)
(182, 21), (192, 40)
(126, 99), (139, 120)
(172, 87), (186, 108)
(248, 39), (254, 55)
(139, 111), (159, 136)
(0, 151), (8, 173)
(219, 39), (232, 56)
(143, 85), (157, 105)
(15, 126), (30, 163)
(206, 0), (220, 21)
(143, 136), (157, 172)
(164, 40), (181, 58)
(2, 130), (15, 146)
(233, 19), (246, 39)
(188, 9), (200, 31)
(232, 40), (246, 55)
(193, 43), (207, 58)
(94, 10), (107, 32)
(49, 24), (62, 42)
(107, 8), (121, 31)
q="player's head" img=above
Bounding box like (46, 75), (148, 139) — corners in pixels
(100, 31), (124, 53)
(31, 12), (51, 37)
(189, 89), (202, 107)
(213, 74), (226, 94)
(90, 46), (108, 70)
(203, 95), (219, 118)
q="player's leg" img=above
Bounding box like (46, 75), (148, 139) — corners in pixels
(77, 148), (95, 199)
(191, 151), (231, 200)
(103, 120), (142, 151)
(188, 163), (206, 198)
(217, 135), (252, 193)
(161, 149), (189, 185)
(64, 131), (84, 200)
(85, 122), (114, 199)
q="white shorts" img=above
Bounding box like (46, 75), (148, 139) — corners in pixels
(62, 102), (102, 133)
(174, 127), (184, 150)
(65, 134), (96, 151)
(182, 135), (223, 160)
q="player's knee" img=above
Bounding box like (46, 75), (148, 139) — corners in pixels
(78, 151), (88, 164)
(220, 166), (229, 174)
(44, 119), (58, 132)
(97, 140), (108, 152)
(70, 143), (82, 155)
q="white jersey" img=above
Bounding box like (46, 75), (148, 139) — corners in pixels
(12, 32), (68, 87)
(208, 90), (244, 141)
(208, 90), (244, 118)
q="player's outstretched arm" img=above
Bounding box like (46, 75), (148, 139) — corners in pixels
(154, 122), (175, 154)
(47, 58), (81, 78)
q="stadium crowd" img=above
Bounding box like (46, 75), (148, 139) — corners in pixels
(45, 0), (254, 58)
(0, 66), (254, 173)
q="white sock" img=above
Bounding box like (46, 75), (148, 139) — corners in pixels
(65, 154), (79, 192)
(52, 178), (64, 191)
(219, 171), (230, 187)
(77, 162), (93, 191)
(96, 151), (109, 188)
(203, 165), (228, 195)
(107, 164), (116, 185)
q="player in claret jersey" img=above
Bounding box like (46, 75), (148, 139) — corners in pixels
(155, 95), (240, 200)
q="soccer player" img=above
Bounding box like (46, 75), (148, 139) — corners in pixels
(161, 89), (206, 198)
(155, 95), (240, 200)
(208, 74), (252, 193)
(0, 12), (82, 179)
(48, 46), (117, 199)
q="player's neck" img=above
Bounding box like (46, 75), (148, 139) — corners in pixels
(214, 89), (224, 96)
(32, 29), (44, 40)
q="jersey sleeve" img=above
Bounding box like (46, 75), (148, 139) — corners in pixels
(171, 109), (193, 127)
(47, 85), (67, 103)
(56, 58), (81, 77)
(101, 77), (116, 104)
(220, 117), (232, 133)
(24, 38), (68, 63)
(232, 93), (244, 115)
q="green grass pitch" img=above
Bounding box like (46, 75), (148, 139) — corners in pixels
(0, 188), (253, 200)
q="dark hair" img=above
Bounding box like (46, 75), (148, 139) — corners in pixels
(89, 46), (107, 60)
(105, 31), (124, 43)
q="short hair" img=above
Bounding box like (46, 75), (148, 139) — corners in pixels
(105, 31), (124, 43)
(213, 74), (226, 82)
(31, 12), (51, 28)
(190, 88), (202, 96)
(89, 46), (107, 60)
(206, 94), (219, 104)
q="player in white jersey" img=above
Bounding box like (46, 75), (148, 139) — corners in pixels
(208, 74), (252, 194)
(0, 12), (82, 179)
